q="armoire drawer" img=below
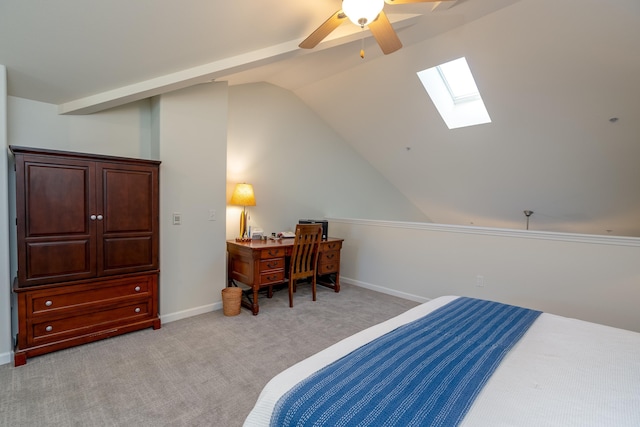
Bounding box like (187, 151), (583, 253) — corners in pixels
(26, 276), (153, 317)
(29, 300), (151, 345)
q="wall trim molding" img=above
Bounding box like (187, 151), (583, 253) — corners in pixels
(0, 351), (10, 366)
(341, 276), (429, 304)
(326, 217), (640, 247)
(160, 301), (222, 324)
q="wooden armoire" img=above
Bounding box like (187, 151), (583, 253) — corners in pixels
(10, 146), (161, 366)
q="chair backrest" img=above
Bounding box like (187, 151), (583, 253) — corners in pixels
(289, 224), (323, 282)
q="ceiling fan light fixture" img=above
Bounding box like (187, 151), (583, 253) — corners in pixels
(342, 0), (385, 27)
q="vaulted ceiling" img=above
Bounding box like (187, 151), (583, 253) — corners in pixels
(2, 0), (639, 236)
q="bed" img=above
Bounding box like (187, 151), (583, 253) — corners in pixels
(244, 296), (640, 426)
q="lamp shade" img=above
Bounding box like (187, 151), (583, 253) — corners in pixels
(342, 0), (384, 27)
(230, 183), (256, 207)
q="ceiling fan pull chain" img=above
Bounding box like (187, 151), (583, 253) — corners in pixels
(360, 27), (365, 59)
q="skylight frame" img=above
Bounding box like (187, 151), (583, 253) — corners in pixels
(417, 57), (491, 129)
(436, 65), (481, 104)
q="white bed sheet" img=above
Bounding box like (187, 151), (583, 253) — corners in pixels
(244, 296), (640, 426)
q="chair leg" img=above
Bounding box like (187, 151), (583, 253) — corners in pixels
(312, 276), (317, 302)
(289, 280), (294, 308)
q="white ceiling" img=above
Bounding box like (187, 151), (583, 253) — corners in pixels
(2, 0), (639, 236)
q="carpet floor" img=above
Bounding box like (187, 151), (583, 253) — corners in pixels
(0, 284), (418, 426)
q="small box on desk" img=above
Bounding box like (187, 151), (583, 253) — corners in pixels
(299, 219), (328, 240)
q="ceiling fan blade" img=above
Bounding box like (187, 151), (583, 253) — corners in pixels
(385, 0), (450, 4)
(299, 10), (348, 49)
(368, 11), (402, 55)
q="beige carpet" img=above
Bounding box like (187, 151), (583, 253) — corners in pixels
(0, 284), (418, 426)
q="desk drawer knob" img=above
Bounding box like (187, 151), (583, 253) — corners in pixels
(134, 286), (141, 292)
(326, 253), (335, 260)
(45, 300), (53, 307)
(45, 326), (53, 332)
(135, 307), (141, 313)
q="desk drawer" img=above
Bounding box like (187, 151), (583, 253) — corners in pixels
(259, 258), (284, 272)
(318, 249), (340, 275)
(321, 241), (342, 252)
(259, 271), (285, 285)
(318, 261), (339, 275)
(261, 248), (285, 259)
(319, 250), (339, 264)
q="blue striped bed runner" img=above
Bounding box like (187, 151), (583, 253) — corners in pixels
(271, 297), (541, 427)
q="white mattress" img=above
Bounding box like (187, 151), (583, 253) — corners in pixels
(244, 296), (640, 426)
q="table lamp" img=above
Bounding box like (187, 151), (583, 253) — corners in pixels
(230, 183), (256, 238)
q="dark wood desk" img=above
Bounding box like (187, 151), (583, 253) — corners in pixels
(226, 238), (343, 315)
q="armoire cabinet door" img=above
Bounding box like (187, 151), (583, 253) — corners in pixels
(97, 162), (159, 275)
(16, 155), (97, 286)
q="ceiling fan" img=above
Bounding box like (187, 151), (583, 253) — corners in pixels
(299, 0), (450, 56)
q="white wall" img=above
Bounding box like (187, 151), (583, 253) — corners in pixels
(3, 79), (637, 365)
(152, 83), (228, 321)
(330, 218), (640, 332)
(2, 81), (425, 365)
(7, 96), (152, 159)
(0, 66), (11, 365)
(226, 82), (428, 238)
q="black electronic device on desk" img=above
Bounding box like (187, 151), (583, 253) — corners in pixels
(299, 219), (328, 240)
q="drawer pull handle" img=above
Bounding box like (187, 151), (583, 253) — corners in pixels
(267, 262), (278, 268)
(45, 300), (53, 307)
(45, 325), (53, 332)
(325, 253), (335, 259)
(134, 286), (141, 292)
(135, 307), (141, 313)
(268, 250), (280, 256)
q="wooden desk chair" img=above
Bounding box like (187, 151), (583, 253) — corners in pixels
(288, 223), (323, 308)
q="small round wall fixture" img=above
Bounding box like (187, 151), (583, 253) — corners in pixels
(524, 210), (533, 230)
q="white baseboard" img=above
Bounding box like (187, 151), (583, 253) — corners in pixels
(341, 276), (430, 304)
(0, 282), (417, 367)
(160, 301), (223, 324)
(0, 304), (225, 367)
(0, 351), (11, 366)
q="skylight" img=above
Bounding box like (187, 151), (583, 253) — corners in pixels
(417, 57), (491, 129)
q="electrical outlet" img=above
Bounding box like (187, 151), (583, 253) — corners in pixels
(476, 275), (484, 287)
(172, 213), (182, 225)
(208, 209), (216, 221)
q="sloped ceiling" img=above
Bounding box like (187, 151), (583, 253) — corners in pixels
(1, 0), (639, 236)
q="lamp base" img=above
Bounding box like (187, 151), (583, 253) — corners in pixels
(239, 209), (247, 238)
